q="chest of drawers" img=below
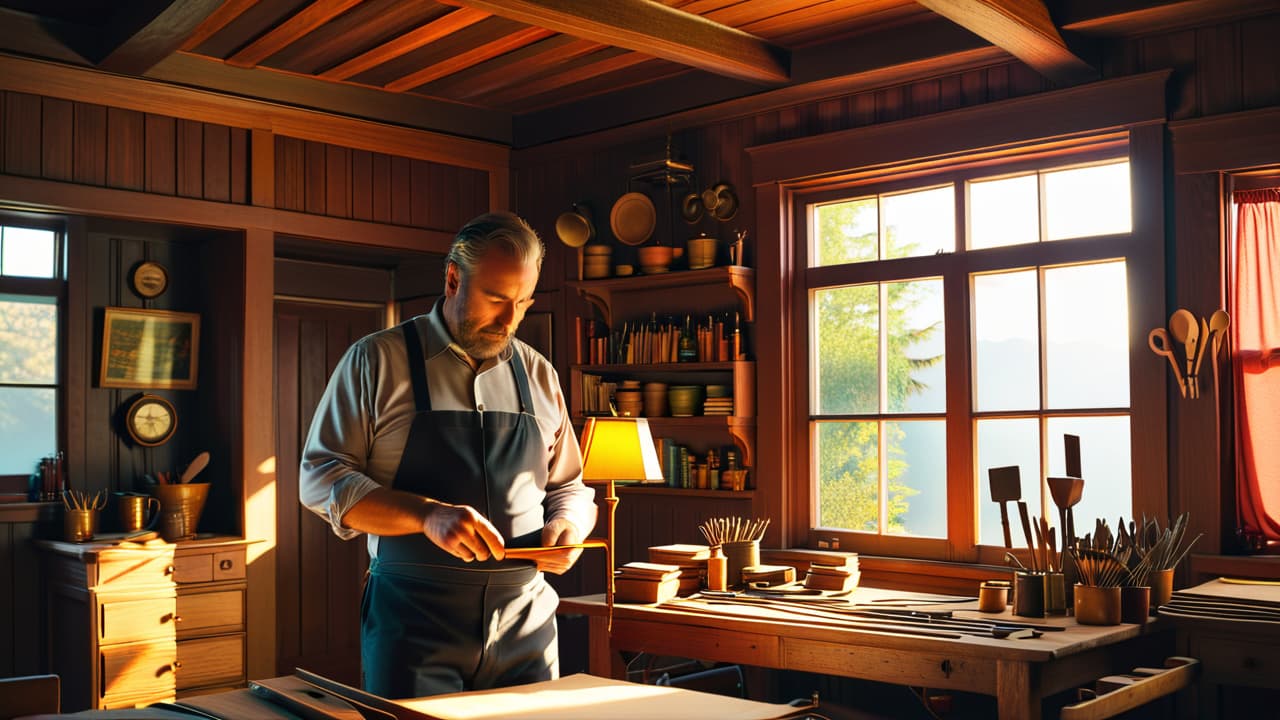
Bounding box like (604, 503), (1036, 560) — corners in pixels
(37, 536), (252, 711)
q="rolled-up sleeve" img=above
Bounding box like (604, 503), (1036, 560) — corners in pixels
(299, 340), (383, 539)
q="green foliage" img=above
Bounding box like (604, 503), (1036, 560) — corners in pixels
(812, 201), (939, 533)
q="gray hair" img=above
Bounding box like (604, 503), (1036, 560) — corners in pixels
(445, 211), (545, 279)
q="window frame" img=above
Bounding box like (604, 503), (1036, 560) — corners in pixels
(0, 216), (67, 496)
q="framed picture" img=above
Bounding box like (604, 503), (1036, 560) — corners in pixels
(100, 307), (201, 390)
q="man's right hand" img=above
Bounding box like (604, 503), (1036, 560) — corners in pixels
(422, 501), (506, 562)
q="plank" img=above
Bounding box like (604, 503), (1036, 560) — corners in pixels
(324, 144), (350, 218)
(230, 127), (248, 203)
(390, 156), (412, 227)
(274, 310), (301, 666)
(350, 149), (371, 221)
(227, 0), (364, 68)
(72, 103), (107, 186)
(106, 107), (145, 191)
(40, 96), (74, 182)
(144, 113), (177, 195)
(304, 140), (326, 216)
(4, 91), (41, 177)
(203, 123), (231, 202)
(370, 152), (391, 224)
(321, 7), (491, 80)
(98, 0), (228, 75)
(275, 134), (305, 211)
(176, 118), (204, 198)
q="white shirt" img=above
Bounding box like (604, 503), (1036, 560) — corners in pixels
(299, 304), (596, 557)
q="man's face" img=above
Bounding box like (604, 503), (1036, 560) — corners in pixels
(443, 250), (539, 360)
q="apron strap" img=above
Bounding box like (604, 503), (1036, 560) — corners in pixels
(508, 348), (534, 416)
(400, 319), (432, 413)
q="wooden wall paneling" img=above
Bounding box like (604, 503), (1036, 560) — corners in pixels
(144, 114), (177, 195)
(910, 78), (942, 117)
(274, 310), (301, 671)
(1196, 24), (1242, 117)
(41, 97), (74, 182)
(296, 315), (329, 661)
(275, 135), (305, 212)
(7, 520), (43, 675)
(959, 67), (987, 107)
(350, 149), (372, 221)
(230, 127), (248, 204)
(1140, 30), (1197, 120)
(875, 85), (906, 124)
(466, 166), (489, 222)
(72, 103), (107, 187)
(776, 106), (803, 143)
(936, 74), (963, 113)
(106, 107), (145, 191)
(177, 118), (204, 199)
(390, 156), (412, 226)
(431, 162), (455, 230)
(1240, 14), (1280, 109)
(324, 144), (350, 218)
(304, 141), (326, 216)
(1171, 171), (1225, 555)
(4, 91), (42, 177)
(0, 92), (4, 170)
(371, 153), (392, 224)
(1007, 62), (1048, 98)
(1, 523), (12, 677)
(985, 63), (1010, 103)
(202, 123), (230, 203)
(324, 315), (365, 681)
(850, 91), (876, 129)
(410, 159), (432, 229)
(815, 97), (844, 136)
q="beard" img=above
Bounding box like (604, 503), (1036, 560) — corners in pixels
(454, 316), (512, 360)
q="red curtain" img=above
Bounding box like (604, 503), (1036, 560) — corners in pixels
(1232, 188), (1280, 544)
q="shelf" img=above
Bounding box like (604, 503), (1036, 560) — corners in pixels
(573, 415), (754, 468)
(568, 265), (754, 326)
(616, 486), (753, 499)
(574, 361), (747, 373)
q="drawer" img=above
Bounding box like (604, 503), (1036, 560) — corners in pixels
(100, 639), (177, 701)
(176, 588), (244, 636)
(176, 634), (245, 690)
(94, 550), (176, 588)
(1194, 634), (1280, 689)
(100, 596), (178, 644)
(173, 548), (247, 585)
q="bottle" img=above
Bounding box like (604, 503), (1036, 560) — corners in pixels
(707, 546), (728, 591)
(678, 314), (697, 363)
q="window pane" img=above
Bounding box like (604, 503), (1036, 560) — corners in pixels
(1046, 416), (1131, 530)
(1, 226), (57, 278)
(1044, 162), (1131, 240)
(973, 271), (1039, 411)
(812, 284), (878, 415)
(883, 186), (954, 258)
(0, 296), (58, 384)
(886, 420), (946, 537)
(1045, 262), (1130, 409)
(975, 419), (1040, 547)
(969, 174), (1039, 249)
(814, 421), (878, 532)
(886, 279), (945, 413)
(812, 197), (877, 267)
(0, 387), (55, 475)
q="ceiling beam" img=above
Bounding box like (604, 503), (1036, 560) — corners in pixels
(182, 0), (260, 52)
(384, 25), (554, 93)
(1058, 0), (1278, 36)
(914, 0), (1096, 85)
(321, 7), (491, 80)
(441, 0), (789, 84)
(226, 0), (363, 68)
(93, 0), (228, 74)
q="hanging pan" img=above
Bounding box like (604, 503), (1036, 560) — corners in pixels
(554, 204), (594, 248)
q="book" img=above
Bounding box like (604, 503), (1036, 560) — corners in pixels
(616, 561), (682, 581)
(741, 565), (796, 587)
(804, 569), (860, 592)
(615, 576), (681, 604)
(649, 544), (711, 562)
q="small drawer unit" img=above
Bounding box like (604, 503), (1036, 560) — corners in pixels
(38, 536), (253, 711)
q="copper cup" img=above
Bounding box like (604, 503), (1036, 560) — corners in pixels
(117, 493), (160, 533)
(64, 509), (98, 542)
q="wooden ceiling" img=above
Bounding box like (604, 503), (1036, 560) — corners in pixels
(0, 0), (1275, 147)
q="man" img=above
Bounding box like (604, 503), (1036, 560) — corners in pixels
(299, 211), (596, 699)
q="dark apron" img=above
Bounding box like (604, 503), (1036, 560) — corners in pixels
(361, 318), (559, 699)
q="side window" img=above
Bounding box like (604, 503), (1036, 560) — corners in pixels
(0, 223), (63, 498)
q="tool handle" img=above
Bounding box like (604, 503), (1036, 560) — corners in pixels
(1000, 506), (1013, 549)
(1017, 501), (1037, 572)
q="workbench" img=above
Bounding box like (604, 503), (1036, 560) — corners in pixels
(560, 586), (1171, 720)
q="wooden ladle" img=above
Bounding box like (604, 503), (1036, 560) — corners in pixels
(1169, 309), (1199, 396)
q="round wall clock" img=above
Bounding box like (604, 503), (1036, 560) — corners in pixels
(130, 261), (169, 299)
(125, 394), (177, 447)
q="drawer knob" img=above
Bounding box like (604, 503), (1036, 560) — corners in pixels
(173, 615), (183, 624)
(165, 565), (175, 575)
(166, 661), (182, 673)
(220, 559), (234, 571)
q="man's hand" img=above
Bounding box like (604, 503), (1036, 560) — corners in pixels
(535, 517), (583, 575)
(422, 501), (506, 562)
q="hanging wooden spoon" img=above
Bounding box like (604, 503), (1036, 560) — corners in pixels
(1169, 309), (1198, 397)
(1148, 329), (1187, 398)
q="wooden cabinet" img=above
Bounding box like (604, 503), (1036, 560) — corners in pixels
(37, 536), (251, 711)
(568, 265), (757, 565)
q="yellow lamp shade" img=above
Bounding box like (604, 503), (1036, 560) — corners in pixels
(579, 417), (663, 485)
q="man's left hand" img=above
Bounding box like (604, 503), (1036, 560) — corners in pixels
(536, 518), (584, 575)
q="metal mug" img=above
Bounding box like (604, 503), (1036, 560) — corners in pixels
(117, 492), (160, 533)
(64, 508), (98, 542)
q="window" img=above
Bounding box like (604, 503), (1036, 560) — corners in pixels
(0, 222), (63, 496)
(799, 152), (1144, 560)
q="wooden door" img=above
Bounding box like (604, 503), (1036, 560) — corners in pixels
(275, 299), (383, 684)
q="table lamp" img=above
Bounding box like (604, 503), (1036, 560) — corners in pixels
(579, 417), (664, 628)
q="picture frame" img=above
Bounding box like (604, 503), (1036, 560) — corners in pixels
(100, 307), (201, 390)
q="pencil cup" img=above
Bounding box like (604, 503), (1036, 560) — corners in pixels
(1148, 568), (1174, 609)
(977, 581), (1009, 612)
(1043, 572), (1067, 616)
(1012, 572), (1045, 618)
(1074, 584), (1122, 625)
(153, 483), (210, 542)
(1120, 585), (1151, 624)
(723, 539), (759, 588)
(64, 508), (98, 542)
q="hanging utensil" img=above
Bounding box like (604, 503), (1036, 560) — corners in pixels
(1169, 309), (1198, 397)
(180, 451), (210, 484)
(1148, 328), (1187, 398)
(1206, 309), (1231, 402)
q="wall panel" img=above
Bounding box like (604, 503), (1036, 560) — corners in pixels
(41, 97), (73, 182)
